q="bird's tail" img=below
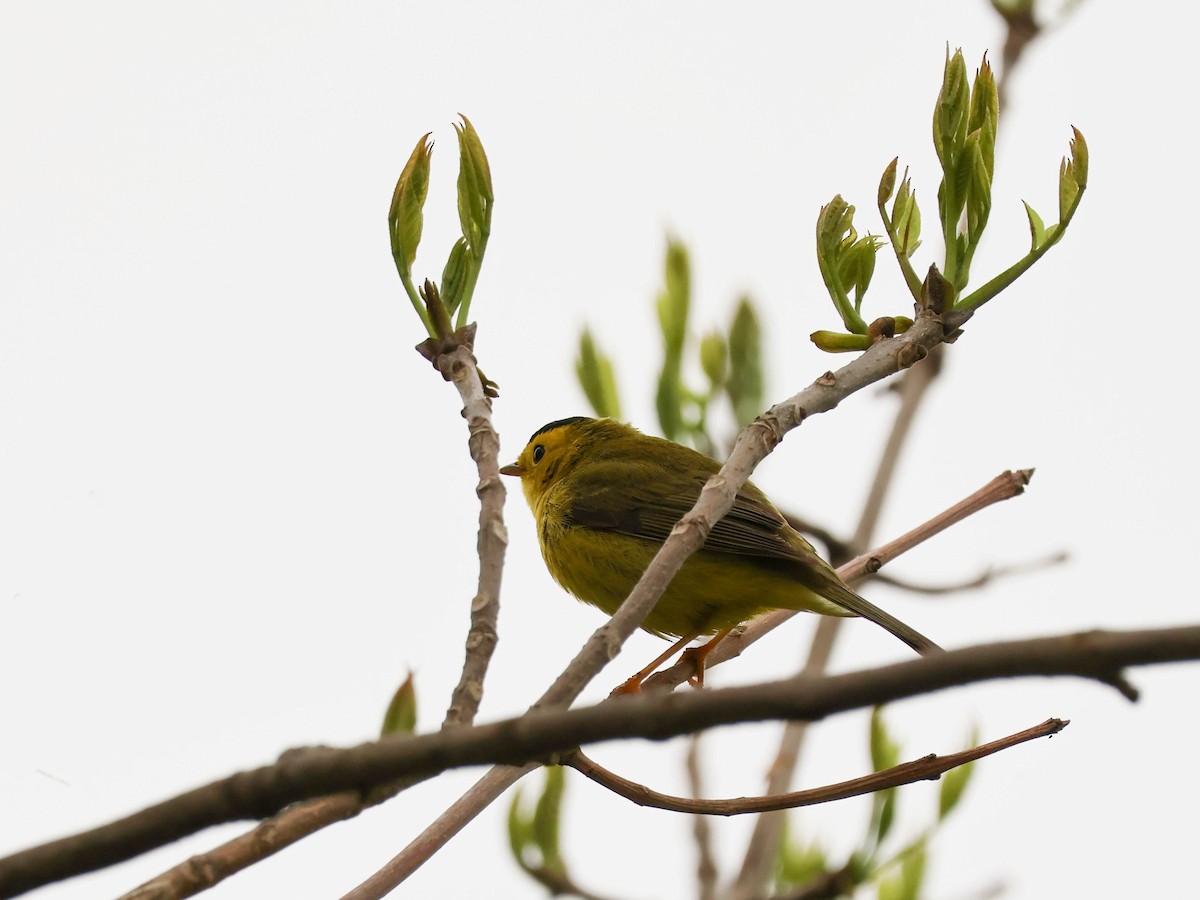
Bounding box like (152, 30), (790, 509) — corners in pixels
(819, 579), (943, 656)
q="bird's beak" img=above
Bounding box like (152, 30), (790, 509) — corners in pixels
(499, 462), (525, 477)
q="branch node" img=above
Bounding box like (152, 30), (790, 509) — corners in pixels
(415, 323), (478, 370)
(1104, 671), (1140, 702)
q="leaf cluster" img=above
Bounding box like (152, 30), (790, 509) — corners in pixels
(812, 49), (1088, 352)
(576, 239), (765, 455)
(388, 116), (494, 339)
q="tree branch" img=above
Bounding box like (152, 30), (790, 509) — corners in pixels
(341, 308), (964, 896)
(120, 791), (366, 900)
(566, 718), (1065, 816)
(644, 467), (1032, 693)
(0, 461), (1025, 900)
(730, 343), (942, 897)
(117, 774), (430, 900)
(4, 626), (1198, 898)
(115, 334), (512, 900)
(426, 336), (508, 729)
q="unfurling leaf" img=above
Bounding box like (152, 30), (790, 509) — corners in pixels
(532, 766), (566, 875)
(699, 330), (728, 388)
(968, 55), (998, 184)
(839, 233), (884, 308)
(380, 672), (417, 737)
(870, 706), (902, 843)
(1059, 127), (1088, 220)
(576, 329), (622, 419)
(727, 298), (764, 425)
(938, 725), (979, 819)
(816, 196), (872, 334)
(1023, 201), (1047, 250)
(878, 838), (926, 900)
(507, 786), (533, 864)
(878, 156), (899, 206)
(932, 49), (970, 172)
(454, 115), (494, 250)
(389, 133), (433, 276)
(774, 821), (830, 889)
(877, 788), (897, 845)
(441, 238), (470, 316)
(656, 367), (684, 441)
(507, 767), (566, 877)
(658, 239), (691, 355)
(891, 173), (923, 258)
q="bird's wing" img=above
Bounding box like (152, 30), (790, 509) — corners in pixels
(563, 461), (813, 562)
(564, 461), (943, 657)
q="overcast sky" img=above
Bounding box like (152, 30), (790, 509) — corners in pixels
(3, 2), (1197, 898)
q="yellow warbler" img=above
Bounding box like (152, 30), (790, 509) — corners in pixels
(501, 417), (940, 689)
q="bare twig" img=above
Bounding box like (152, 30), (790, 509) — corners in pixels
(425, 337), (507, 729)
(991, 0), (1089, 114)
(730, 348), (941, 897)
(120, 792), (365, 900)
(119, 774), (429, 900)
(879, 550), (1069, 596)
(6, 626), (1200, 898)
(0, 460), (1022, 900)
(345, 764), (535, 900)
(566, 718), (1065, 816)
(644, 467), (1033, 693)
(687, 736), (720, 900)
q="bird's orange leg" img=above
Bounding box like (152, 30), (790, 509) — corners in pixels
(680, 627), (734, 688)
(611, 631), (701, 696)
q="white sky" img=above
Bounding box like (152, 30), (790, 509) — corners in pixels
(2, 2), (1197, 898)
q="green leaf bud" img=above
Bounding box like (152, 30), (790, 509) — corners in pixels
(532, 766), (565, 874)
(380, 672), (417, 737)
(699, 330), (728, 388)
(727, 298), (764, 425)
(575, 329), (622, 419)
(933, 48), (970, 172)
(658, 239), (691, 355)
(810, 330), (870, 352)
(388, 133), (432, 276)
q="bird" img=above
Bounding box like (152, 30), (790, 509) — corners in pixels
(500, 416), (941, 691)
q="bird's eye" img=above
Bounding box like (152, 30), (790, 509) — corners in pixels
(532, 444), (545, 464)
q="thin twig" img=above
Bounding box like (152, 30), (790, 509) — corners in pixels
(643, 467), (1033, 693)
(567, 718), (1065, 816)
(686, 736), (720, 900)
(118, 774), (427, 900)
(878, 550), (1069, 596)
(6, 625), (1200, 898)
(729, 348), (941, 898)
(121, 792), (365, 900)
(433, 340), (507, 729)
(343, 764), (535, 900)
(991, 0), (1089, 115)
